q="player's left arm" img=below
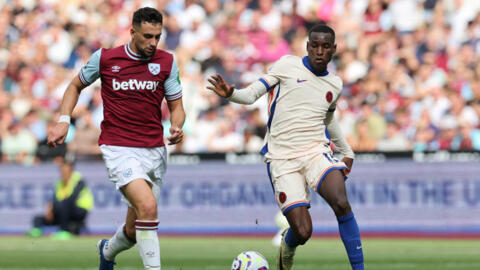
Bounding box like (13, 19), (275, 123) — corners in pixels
(166, 98), (185, 145)
(325, 100), (355, 175)
(164, 57), (185, 145)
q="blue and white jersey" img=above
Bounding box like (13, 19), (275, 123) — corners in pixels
(258, 55), (343, 159)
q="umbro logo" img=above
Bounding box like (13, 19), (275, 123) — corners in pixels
(146, 251), (155, 257)
(297, 79), (307, 83)
(112, 65), (121, 73)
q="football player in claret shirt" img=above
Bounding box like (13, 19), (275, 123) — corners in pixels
(48, 7), (185, 270)
(207, 24), (364, 270)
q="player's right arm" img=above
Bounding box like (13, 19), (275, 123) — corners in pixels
(207, 57), (286, 104)
(47, 77), (87, 147)
(48, 48), (102, 147)
(207, 73), (279, 104)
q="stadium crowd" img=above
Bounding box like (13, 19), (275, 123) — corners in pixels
(1, 0), (480, 165)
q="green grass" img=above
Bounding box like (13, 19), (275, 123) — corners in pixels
(0, 236), (479, 269)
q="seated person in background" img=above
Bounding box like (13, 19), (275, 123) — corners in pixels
(28, 155), (94, 239)
(1, 120), (38, 166)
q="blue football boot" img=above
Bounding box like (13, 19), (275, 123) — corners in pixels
(97, 239), (116, 270)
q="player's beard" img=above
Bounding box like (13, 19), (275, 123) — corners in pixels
(136, 44), (155, 58)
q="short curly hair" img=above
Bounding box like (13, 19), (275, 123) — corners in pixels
(308, 23), (335, 42)
(132, 7), (163, 28)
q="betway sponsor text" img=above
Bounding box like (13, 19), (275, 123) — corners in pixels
(112, 79), (160, 92)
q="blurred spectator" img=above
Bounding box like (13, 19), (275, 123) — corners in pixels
(28, 156), (94, 239)
(360, 102), (387, 140)
(67, 111), (101, 159)
(1, 120), (37, 165)
(164, 14), (182, 50)
(471, 126), (480, 150)
(377, 121), (410, 152)
(24, 109), (47, 143)
(388, 0), (422, 34)
(362, 0), (385, 36)
(348, 120), (377, 152)
(183, 107), (220, 153)
(342, 50), (368, 85)
(178, 3), (214, 61)
(257, 28), (291, 63)
(413, 111), (438, 152)
(207, 119), (243, 152)
(257, 0), (282, 32)
(453, 121), (474, 150)
(242, 126), (264, 153)
(216, 50), (242, 86)
(88, 85), (104, 129)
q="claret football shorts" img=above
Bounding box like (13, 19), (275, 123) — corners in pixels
(100, 145), (167, 206)
(267, 150), (347, 214)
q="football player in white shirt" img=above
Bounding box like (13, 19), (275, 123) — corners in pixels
(207, 24), (364, 270)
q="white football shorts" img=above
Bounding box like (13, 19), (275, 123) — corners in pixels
(267, 149), (347, 214)
(99, 145), (167, 206)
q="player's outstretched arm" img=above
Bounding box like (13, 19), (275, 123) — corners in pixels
(207, 73), (235, 98)
(166, 98), (186, 145)
(207, 74), (272, 105)
(47, 76), (86, 147)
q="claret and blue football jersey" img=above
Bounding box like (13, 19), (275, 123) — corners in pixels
(78, 43), (182, 147)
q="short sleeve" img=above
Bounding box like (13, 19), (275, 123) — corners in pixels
(78, 49), (102, 86)
(164, 58), (182, 101)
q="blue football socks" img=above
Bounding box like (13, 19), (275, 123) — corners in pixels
(337, 212), (364, 270)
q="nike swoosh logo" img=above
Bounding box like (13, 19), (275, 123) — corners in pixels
(356, 246), (362, 249)
(297, 79), (307, 83)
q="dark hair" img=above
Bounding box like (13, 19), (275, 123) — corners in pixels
(308, 23), (335, 42)
(132, 7), (163, 28)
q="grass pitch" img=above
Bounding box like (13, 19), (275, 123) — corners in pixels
(0, 236), (479, 270)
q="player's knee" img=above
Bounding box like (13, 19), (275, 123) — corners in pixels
(298, 227), (312, 245)
(295, 225), (312, 245)
(330, 197), (351, 216)
(136, 200), (158, 220)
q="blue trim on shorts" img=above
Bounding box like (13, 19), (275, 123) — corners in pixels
(266, 162), (274, 194)
(316, 166), (348, 193)
(282, 202), (311, 215)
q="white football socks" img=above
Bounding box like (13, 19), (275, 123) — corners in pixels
(136, 220), (161, 270)
(103, 224), (135, 261)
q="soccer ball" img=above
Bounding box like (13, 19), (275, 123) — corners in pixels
(231, 251), (269, 270)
